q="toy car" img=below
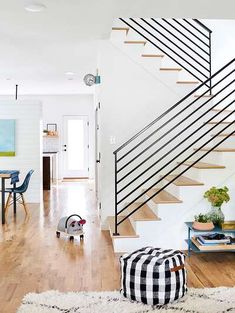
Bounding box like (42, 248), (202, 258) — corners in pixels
(56, 214), (86, 241)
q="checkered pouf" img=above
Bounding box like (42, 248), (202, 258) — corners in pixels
(120, 247), (187, 305)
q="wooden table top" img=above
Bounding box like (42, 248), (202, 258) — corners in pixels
(0, 170), (20, 179)
(0, 173), (12, 178)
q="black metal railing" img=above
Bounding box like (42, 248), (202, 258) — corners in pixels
(113, 58), (235, 235)
(120, 18), (212, 91)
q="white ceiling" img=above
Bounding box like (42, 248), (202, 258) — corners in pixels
(0, 0), (235, 95)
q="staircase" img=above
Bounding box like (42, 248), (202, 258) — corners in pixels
(111, 18), (212, 96)
(107, 18), (235, 253)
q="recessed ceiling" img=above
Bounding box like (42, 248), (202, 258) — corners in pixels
(0, 0), (234, 95)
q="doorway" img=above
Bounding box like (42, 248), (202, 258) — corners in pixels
(63, 115), (89, 178)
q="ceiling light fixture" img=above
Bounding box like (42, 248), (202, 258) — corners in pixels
(65, 72), (75, 76)
(24, 2), (47, 12)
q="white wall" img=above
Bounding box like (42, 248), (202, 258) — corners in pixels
(0, 101), (42, 203)
(203, 19), (235, 72)
(98, 40), (183, 226)
(0, 95), (96, 180)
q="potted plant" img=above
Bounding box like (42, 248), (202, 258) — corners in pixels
(204, 186), (230, 226)
(193, 214), (214, 231)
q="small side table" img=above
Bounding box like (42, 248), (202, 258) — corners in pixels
(185, 222), (235, 256)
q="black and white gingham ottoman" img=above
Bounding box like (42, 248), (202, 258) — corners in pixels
(120, 247), (187, 305)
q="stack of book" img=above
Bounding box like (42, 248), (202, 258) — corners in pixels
(192, 233), (235, 251)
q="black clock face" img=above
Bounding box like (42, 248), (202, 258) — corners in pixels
(84, 74), (96, 86)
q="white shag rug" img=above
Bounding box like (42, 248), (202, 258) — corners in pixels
(17, 287), (235, 313)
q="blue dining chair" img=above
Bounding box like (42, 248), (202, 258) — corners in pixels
(5, 170), (34, 217)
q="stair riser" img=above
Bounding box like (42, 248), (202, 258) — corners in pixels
(112, 237), (144, 253)
(194, 150), (235, 164)
(203, 123), (235, 133)
(125, 29), (145, 41)
(164, 180), (204, 201)
(121, 43), (145, 58)
(143, 196), (159, 216)
(143, 42), (164, 55)
(110, 31), (128, 42)
(211, 136), (235, 147)
(139, 57), (163, 70)
(179, 163), (232, 184)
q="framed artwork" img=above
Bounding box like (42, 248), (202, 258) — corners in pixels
(47, 123), (57, 132)
(0, 119), (16, 157)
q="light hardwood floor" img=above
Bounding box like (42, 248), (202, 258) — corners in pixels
(0, 181), (234, 312)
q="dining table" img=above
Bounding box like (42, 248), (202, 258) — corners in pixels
(0, 170), (20, 224)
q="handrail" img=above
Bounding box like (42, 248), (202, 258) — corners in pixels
(194, 19), (212, 34)
(184, 19), (209, 39)
(113, 58), (235, 235)
(113, 58), (235, 154)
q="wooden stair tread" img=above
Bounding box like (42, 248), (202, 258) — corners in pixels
(146, 189), (182, 204)
(126, 203), (160, 221)
(194, 94), (214, 98)
(107, 216), (138, 238)
(195, 147), (235, 152)
(211, 133), (235, 137)
(124, 40), (146, 45)
(177, 81), (199, 84)
(164, 175), (204, 186)
(141, 54), (164, 58)
(211, 108), (233, 113)
(180, 161), (225, 169)
(207, 121), (232, 124)
(160, 67), (182, 71)
(112, 27), (129, 33)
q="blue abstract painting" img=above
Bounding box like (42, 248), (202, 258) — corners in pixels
(0, 119), (15, 156)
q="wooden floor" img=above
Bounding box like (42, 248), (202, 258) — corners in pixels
(0, 181), (234, 312)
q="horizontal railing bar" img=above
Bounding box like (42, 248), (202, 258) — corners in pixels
(194, 19), (212, 34)
(122, 18), (207, 83)
(113, 55), (235, 155)
(117, 126), (235, 225)
(183, 19), (209, 39)
(151, 18), (209, 66)
(117, 107), (235, 204)
(137, 18), (209, 78)
(162, 18), (209, 56)
(159, 18), (210, 64)
(117, 94), (235, 193)
(117, 116), (235, 214)
(173, 18), (209, 48)
(117, 68), (235, 169)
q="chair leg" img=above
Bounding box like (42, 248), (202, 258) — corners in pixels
(5, 192), (12, 218)
(21, 194), (29, 216)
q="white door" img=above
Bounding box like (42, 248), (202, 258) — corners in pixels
(63, 115), (89, 178)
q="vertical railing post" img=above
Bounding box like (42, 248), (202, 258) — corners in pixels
(113, 152), (119, 235)
(209, 31), (212, 95)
